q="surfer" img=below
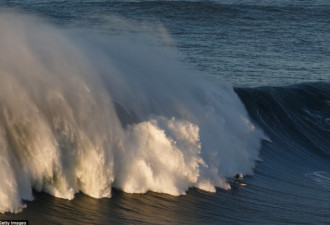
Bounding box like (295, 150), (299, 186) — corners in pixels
(234, 173), (243, 182)
(233, 173), (247, 186)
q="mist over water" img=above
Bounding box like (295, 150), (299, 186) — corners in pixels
(0, 11), (264, 213)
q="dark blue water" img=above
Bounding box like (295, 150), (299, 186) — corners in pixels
(0, 1), (329, 224)
(3, 0), (329, 86)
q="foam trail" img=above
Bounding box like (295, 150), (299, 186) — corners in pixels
(0, 10), (264, 213)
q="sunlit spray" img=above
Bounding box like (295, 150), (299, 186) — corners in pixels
(0, 10), (264, 213)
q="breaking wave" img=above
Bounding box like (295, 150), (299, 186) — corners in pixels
(0, 10), (263, 213)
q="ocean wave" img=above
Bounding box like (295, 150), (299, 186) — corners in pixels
(0, 11), (263, 213)
(236, 82), (330, 157)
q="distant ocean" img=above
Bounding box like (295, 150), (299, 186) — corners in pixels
(0, 1), (329, 224)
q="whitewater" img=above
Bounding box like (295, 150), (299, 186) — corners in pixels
(0, 11), (264, 213)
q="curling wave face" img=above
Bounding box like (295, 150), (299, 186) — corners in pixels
(0, 11), (264, 213)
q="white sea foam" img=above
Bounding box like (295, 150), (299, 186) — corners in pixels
(0, 10), (264, 213)
(306, 171), (330, 188)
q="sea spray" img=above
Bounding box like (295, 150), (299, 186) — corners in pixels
(0, 10), (264, 213)
(114, 117), (204, 195)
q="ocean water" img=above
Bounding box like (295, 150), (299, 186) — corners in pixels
(0, 1), (329, 224)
